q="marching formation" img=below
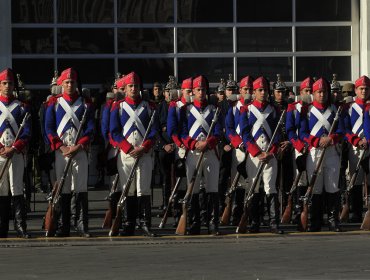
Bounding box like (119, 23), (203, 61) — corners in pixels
(0, 66), (370, 238)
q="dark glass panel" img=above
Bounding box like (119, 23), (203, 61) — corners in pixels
(237, 57), (292, 81)
(12, 0), (53, 23)
(297, 0), (351, 21)
(57, 0), (114, 23)
(58, 29), (114, 54)
(12, 59), (54, 84)
(12, 28), (53, 54)
(118, 29), (173, 53)
(237, 0), (292, 22)
(117, 0), (173, 23)
(178, 58), (233, 83)
(58, 59), (114, 84)
(178, 0), (232, 23)
(296, 27), (351, 51)
(178, 28), (232, 53)
(118, 59), (174, 84)
(238, 27), (291, 52)
(296, 56), (351, 81)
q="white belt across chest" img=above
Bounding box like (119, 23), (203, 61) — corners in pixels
(121, 101), (146, 138)
(0, 101), (19, 135)
(350, 103), (364, 137)
(294, 103), (302, 134)
(310, 106), (332, 136)
(57, 97), (83, 136)
(189, 105), (211, 138)
(233, 101), (243, 134)
(249, 105), (273, 138)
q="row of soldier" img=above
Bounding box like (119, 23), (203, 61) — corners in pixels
(0, 66), (369, 238)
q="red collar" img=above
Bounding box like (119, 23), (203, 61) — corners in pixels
(252, 99), (268, 109)
(312, 100), (328, 110)
(355, 98), (366, 105)
(62, 92), (79, 103)
(193, 99), (208, 108)
(0, 94), (15, 103)
(125, 96), (142, 105)
(180, 97), (187, 104)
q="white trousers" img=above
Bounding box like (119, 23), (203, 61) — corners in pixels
(348, 145), (370, 185)
(306, 145), (340, 194)
(185, 150), (219, 193)
(231, 148), (248, 190)
(0, 153), (25, 196)
(293, 149), (308, 187)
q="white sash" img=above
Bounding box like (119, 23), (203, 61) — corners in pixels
(294, 102), (302, 134)
(189, 105), (211, 138)
(350, 103), (364, 136)
(233, 101), (243, 134)
(310, 106), (332, 136)
(57, 97), (83, 136)
(121, 101), (146, 138)
(0, 101), (19, 135)
(249, 105), (273, 138)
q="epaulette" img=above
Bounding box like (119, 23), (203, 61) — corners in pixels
(46, 94), (62, 106)
(111, 99), (124, 111)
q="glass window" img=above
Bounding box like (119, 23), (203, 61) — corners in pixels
(58, 59), (114, 84)
(118, 29), (173, 54)
(12, 28), (53, 54)
(237, 0), (292, 22)
(238, 28), (291, 52)
(58, 29), (114, 54)
(296, 0), (351, 22)
(237, 57), (293, 82)
(118, 0), (173, 23)
(178, 28), (233, 53)
(12, 0), (53, 23)
(296, 27), (351, 51)
(118, 59), (174, 84)
(178, 0), (232, 23)
(57, 0), (114, 23)
(178, 58), (233, 83)
(12, 59), (54, 84)
(296, 56), (351, 81)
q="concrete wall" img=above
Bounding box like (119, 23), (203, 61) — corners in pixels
(0, 0), (11, 69)
(360, 0), (370, 76)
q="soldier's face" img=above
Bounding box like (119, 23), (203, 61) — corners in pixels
(0, 80), (14, 96)
(274, 90), (284, 102)
(300, 88), (312, 96)
(62, 79), (77, 95)
(153, 87), (162, 97)
(355, 86), (370, 100)
(254, 88), (268, 102)
(225, 89), (235, 98)
(313, 90), (328, 104)
(239, 87), (252, 99)
(126, 84), (140, 99)
(193, 87), (206, 101)
(182, 89), (192, 99)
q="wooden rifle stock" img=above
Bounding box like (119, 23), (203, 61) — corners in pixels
(175, 107), (221, 235)
(44, 109), (88, 235)
(300, 105), (343, 231)
(109, 110), (156, 237)
(220, 172), (241, 225)
(236, 110), (287, 234)
(361, 165), (370, 230)
(281, 170), (303, 224)
(102, 173), (120, 229)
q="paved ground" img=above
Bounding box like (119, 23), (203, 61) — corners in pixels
(1, 187), (370, 280)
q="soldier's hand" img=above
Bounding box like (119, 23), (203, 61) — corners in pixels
(279, 141), (290, 152)
(64, 144), (82, 158)
(0, 146), (15, 159)
(195, 141), (208, 152)
(319, 136), (332, 148)
(258, 152), (273, 163)
(59, 145), (70, 157)
(358, 138), (368, 150)
(129, 146), (145, 158)
(223, 144), (232, 152)
(164, 144), (175, 153)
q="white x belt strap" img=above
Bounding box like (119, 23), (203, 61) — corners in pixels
(57, 97), (83, 137)
(250, 105), (273, 139)
(0, 101), (19, 136)
(121, 101), (146, 138)
(351, 103), (364, 137)
(189, 105), (211, 138)
(310, 106), (332, 136)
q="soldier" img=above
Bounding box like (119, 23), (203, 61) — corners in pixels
(181, 75), (223, 235)
(110, 72), (158, 237)
(45, 68), (95, 237)
(345, 76), (370, 222)
(0, 68), (31, 238)
(239, 76), (283, 234)
(300, 78), (344, 232)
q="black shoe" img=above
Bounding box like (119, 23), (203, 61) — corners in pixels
(142, 225), (157, 237)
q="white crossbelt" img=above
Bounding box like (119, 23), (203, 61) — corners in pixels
(294, 102), (302, 134)
(0, 101), (19, 135)
(121, 101), (146, 138)
(57, 97), (83, 136)
(233, 101), (243, 134)
(350, 103), (364, 137)
(189, 105), (211, 138)
(249, 105), (273, 138)
(310, 106), (332, 136)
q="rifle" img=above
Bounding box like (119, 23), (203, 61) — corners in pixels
(175, 107), (221, 235)
(220, 171), (241, 225)
(340, 148), (367, 222)
(361, 162), (370, 230)
(236, 109), (286, 234)
(0, 112), (30, 182)
(101, 173), (119, 229)
(300, 105), (343, 231)
(281, 170), (303, 224)
(109, 110), (156, 236)
(44, 109), (88, 236)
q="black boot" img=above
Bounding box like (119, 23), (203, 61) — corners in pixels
(70, 192), (77, 230)
(0, 196), (11, 238)
(138, 195), (156, 237)
(12, 195), (30, 238)
(173, 189), (185, 228)
(75, 192), (91, 237)
(350, 185), (363, 223)
(55, 194), (71, 237)
(267, 194), (284, 234)
(187, 193), (201, 235)
(207, 192), (220, 235)
(120, 196), (137, 236)
(110, 191), (123, 228)
(231, 188), (245, 226)
(308, 194), (323, 232)
(328, 192), (342, 232)
(199, 188), (208, 227)
(293, 185), (308, 231)
(248, 193), (260, 233)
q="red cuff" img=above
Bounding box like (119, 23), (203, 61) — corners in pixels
(48, 134), (63, 151)
(182, 136), (197, 150)
(12, 139), (27, 152)
(142, 139), (154, 152)
(346, 133), (360, 146)
(118, 139), (133, 154)
(171, 135), (183, 147)
(0, 142), (3, 149)
(247, 142), (261, 157)
(307, 135), (320, 148)
(229, 134), (243, 149)
(329, 134), (341, 144)
(291, 139), (305, 153)
(206, 136), (218, 150)
(269, 144), (278, 154)
(77, 135), (90, 148)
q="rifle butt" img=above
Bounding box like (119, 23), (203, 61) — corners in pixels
(360, 210), (370, 230)
(159, 209), (169, 229)
(220, 198), (231, 226)
(339, 203), (350, 223)
(281, 196), (292, 224)
(44, 203), (55, 236)
(109, 208), (122, 236)
(175, 206), (187, 235)
(300, 204), (309, 231)
(236, 213), (248, 234)
(102, 208), (113, 229)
